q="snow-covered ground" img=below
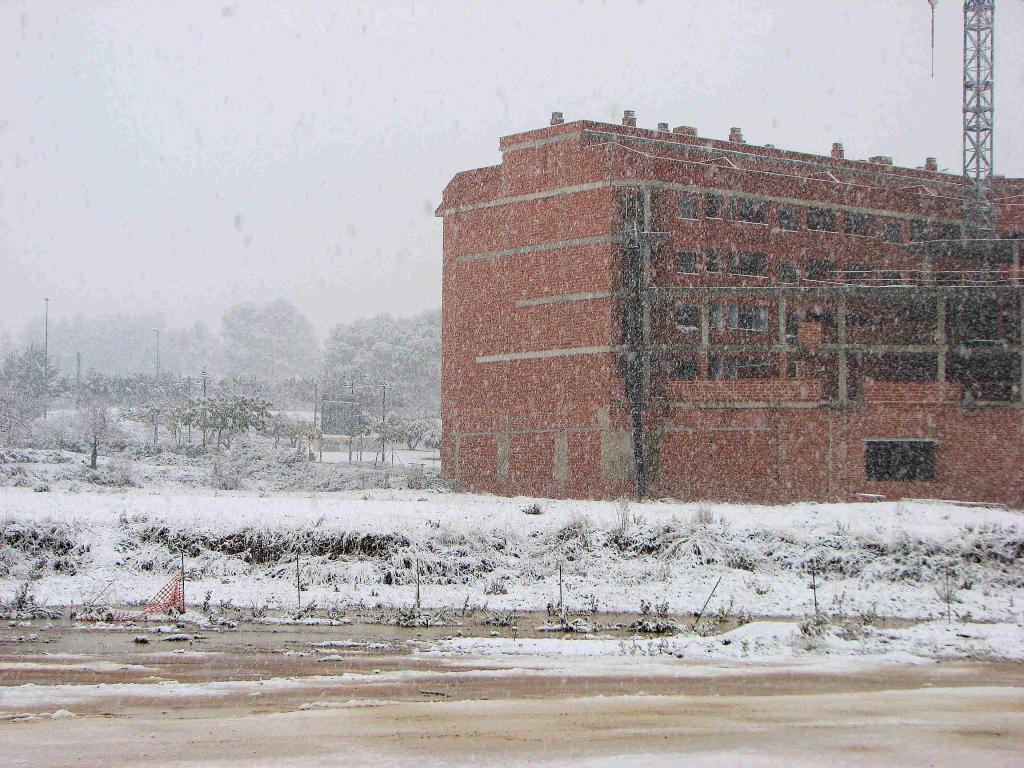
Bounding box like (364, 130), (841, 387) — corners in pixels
(428, 619), (1024, 662)
(2, 482), (1021, 628)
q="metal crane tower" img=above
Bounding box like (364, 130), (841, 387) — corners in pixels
(962, 0), (996, 238)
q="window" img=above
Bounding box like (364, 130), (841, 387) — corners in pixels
(865, 440), (936, 482)
(674, 302), (699, 330)
(728, 196), (768, 224)
(864, 353), (937, 382)
(883, 221), (903, 244)
(676, 250), (699, 273)
(778, 206), (800, 231)
(672, 357), (699, 380)
(778, 260), (798, 283)
(805, 259), (835, 281)
(677, 193), (699, 219)
(846, 312), (874, 327)
(730, 251), (768, 277)
(936, 222), (961, 240)
(704, 192), (723, 218)
(910, 220), (932, 242)
(709, 302), (724, 330)
(728, 304), (769, 332)
(705, 249), (722, 273)
(880, 270), (902, 285)
(844, 212), (875, 237)
(844, 263), (871, 282)
(785, 313), (799, 341)
(807, 207), (838, 231)
(709, 354), (723, 380)
(713, 354), (778, 379)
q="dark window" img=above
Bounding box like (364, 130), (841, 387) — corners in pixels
(805, 259), (835, 280)
(864, 353), (937, 381)
(865, 440), (936, 482)
(910, 220), (932, 242)
(674, 303), (699, 330)
(709, 302), (724, 330)
(730, 251), (768, 277)
(708, 354), (723, 380)
(881, 270), (902, 285)
(728, 197), (768, 224)
(807, 207), (838, 231)
(936, 222), (961, 240)
(844, 263), (871, 282)
(844, 212), (876, 237)
(846, 312), (874, 327)
(778, 206), (800, 231)
(704, 192), (723, 218)
(672, 357), (699, 380)
(705, 249), (722, 273)
(778, 261), (798, 283)
(722, 355), (779, 379)
(785, 313), (799, 341)
(728, 304), (769, 332)
(677, 193), (699, 219)
(676, 250), (699, 273)
(883, 221), (903, 243)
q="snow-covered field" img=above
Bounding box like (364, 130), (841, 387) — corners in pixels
(2, 481), (1022, 628)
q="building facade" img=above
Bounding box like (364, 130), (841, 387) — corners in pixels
(437, 114), (1024, 505)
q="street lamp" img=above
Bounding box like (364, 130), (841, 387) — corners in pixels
(152, 328), (160, 382)
(43, 297), (49, 419)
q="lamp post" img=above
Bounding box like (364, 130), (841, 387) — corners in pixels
(152, 328), (160, 446)
(153, 328), (161, 382)
(42, 297), (49, 419)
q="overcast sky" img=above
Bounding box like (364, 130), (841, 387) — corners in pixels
(2, 0), (1022, 340)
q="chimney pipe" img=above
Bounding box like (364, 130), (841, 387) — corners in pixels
(622, 110), (637, 127)
(550, 111), (564, 126)
(729, 127), (745, 143)
(831, 143), (845, 159)
(925, 157), (938, 172)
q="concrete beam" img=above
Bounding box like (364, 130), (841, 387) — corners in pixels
(456, 235), (621, 264)
(516, 291), (612, 307)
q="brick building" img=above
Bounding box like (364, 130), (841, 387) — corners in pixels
(436, 113), (1024, 505)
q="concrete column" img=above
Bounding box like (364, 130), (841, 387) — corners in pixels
(837, 293), (848, 403)
(778, 296), (788, 379)
(453, 433), (462, 489)
(640, 188), (654, 399)
(496, 434), (510, 484)
(699, 300), (710, 379)
(778, 296), (788, 346)
(935, 294), (947, 383)
(553, 433), (568, 484)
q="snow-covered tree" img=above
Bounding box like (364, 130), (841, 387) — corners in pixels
(75, 400), (121, 468)
(221, 299), (318, 383)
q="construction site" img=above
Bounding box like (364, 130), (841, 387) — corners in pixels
(438, 2), (1023, 505)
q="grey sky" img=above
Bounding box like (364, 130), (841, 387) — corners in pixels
(2, 0), (1022, 340)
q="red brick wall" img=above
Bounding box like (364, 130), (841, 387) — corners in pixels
(440, 119), (1024, 507)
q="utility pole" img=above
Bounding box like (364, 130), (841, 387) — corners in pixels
(378, 380), (387, 466)
(201, 367), (208, 449)
(42, 297), (49, 419)
(153, 328), (161, 383)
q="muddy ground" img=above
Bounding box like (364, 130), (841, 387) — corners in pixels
(1, 619), (1022, 766)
